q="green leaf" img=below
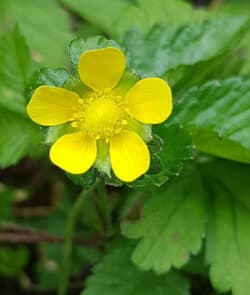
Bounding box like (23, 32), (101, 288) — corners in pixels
(122, 165), (206, 274)
(0, 107), (42, 168)
(0, 27), (33, 115)
(0, 0), (74, 67)
(166, 49), (245, 98)
(82, 245), (190, 295)
(200, 159), (250, 295)
(215, 0), (250, 76)
(61, 0), (205, 37)
(121, 16), (248, 76)
(171, 78), (250, 164)
(0, 27), (43, 167)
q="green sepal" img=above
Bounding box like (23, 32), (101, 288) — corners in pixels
(69, 36), (125, 74)
(66, 168), (97, 189)
(27, 67), (69, 99)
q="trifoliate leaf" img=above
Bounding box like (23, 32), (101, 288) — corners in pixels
(122, 165), (206, 274)
(171, 78), (250, 164)
(0, 0), (74, 67)
(121, 16), (248, 76)
(200, 159), (250, 295)
(82, 245), (190, 295)
(0, 27), (33, 115)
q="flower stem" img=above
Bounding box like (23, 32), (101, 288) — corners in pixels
(58, 179), (100, 295)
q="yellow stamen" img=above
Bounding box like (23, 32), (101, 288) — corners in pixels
(72, 89), (128, 140)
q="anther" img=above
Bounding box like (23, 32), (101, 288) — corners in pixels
(71, 122), (78, 128)
(121, 120), (127, 125)
(78, 98), (84, 105)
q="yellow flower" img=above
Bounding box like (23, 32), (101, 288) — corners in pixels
(27, 47), (172, 182)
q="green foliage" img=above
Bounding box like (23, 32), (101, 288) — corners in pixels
(166, 49), (245, 98)
(171, 78), (250, 164)
(202, 159), (250, 295)
(0, 26), (33, 115)
(213, 0), (250, 75)
(0, 246), (29, 277)
(82, 245), (190, 295)
(0, 28), (43, 167)
(61, 0), (205, 37)
(121, 16), (248, 76)
(1, 1), (250, 295)
(122, 165), (206, 274)
(0, 106), (42, 168)
(0, 0), (74, 67)
(123, 157), (250, 295)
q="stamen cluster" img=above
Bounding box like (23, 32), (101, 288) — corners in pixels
(71, 89), (129, 141)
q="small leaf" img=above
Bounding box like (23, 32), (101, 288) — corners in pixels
(122, 165), (206, 274)
(82, 245), (190, 295)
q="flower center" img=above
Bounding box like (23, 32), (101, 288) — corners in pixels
(72, 90), (128, 140)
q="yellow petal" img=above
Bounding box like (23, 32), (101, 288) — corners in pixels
(50, 132), (97, 174)
(126, 78), (173, 124)
(78, 47), (126, 91)
(110, 131), (150, 182)
(27, 86), (80, 126)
